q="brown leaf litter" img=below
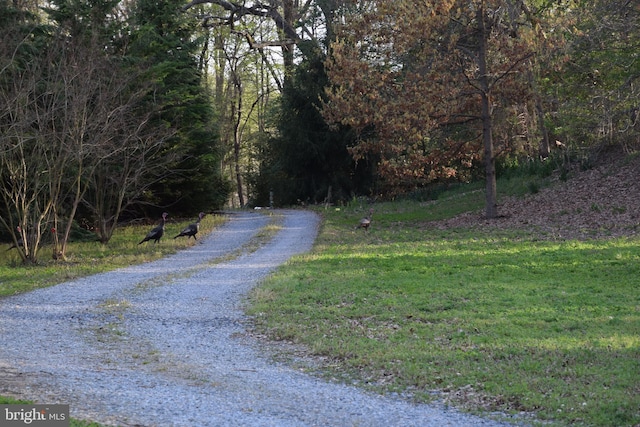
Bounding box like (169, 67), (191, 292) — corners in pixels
(431, 150), (640, 240)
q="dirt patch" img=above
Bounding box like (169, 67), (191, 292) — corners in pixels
(431, 150), (640, 240)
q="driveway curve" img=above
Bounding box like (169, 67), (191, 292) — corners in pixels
(0, 210), (518, 426)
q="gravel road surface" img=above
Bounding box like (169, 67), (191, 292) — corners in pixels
(0, 210), (520, 426)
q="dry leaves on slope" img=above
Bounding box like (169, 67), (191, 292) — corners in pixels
(432, 153), (640, 240)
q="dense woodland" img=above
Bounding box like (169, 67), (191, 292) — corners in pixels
(1, 0), (639, 262)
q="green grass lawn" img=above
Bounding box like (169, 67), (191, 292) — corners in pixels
(247, 196), (640, 426)
(0, 215), (225, 297)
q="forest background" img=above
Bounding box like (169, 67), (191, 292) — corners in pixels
(1, 0), (639, 263)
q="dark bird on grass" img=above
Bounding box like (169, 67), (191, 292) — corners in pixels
(355, 208), (374, 232)
(174, 212), (205, 240)
(138, 212), (168, 245)
(6, 226), (23, 251)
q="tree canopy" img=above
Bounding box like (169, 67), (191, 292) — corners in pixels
(0, 0), (229, 261)
(1, 0), (639, 261)
(322, 0), (550, 216)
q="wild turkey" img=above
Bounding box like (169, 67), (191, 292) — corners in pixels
(6, 226), (23, 251)
(355, 208), (374, 231)
(174, 212), (205, 240)
(138, 212), (168, 244)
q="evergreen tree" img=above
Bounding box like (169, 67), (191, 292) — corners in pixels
(257, 53), (374, 206)
(127, 0), (230, 215)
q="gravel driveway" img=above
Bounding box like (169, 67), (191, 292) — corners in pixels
(0, 210), (519, 426)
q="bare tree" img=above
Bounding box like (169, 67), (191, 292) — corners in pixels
(45, 34), (128, 258)
(83, 111), (178, 244)
(182, 0), (340, 87)
(0, 23), (180, 261)
(0, 27), (59, 263)
(66, 40), (179, 244)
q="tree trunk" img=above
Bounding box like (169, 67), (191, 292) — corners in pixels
(527, 70), (550, 158)
(58, 168), (84, 260)
(233, 78), (245, 207)
(478, 2), (498, 219)
(234, 134), (244, 207)
(482, 93), (498, 219)
(281, 0), (296, 88)
(214, 33), (226, 106)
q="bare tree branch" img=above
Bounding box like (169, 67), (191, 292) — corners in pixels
(183, 0), (301, 42)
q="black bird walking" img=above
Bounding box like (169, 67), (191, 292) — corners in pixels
(174, 212), (205, 240)
(139, 212), (168, 244)
(355, 208), (374, 232)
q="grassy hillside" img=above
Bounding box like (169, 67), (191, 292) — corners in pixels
(248, 159), (640, 426)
